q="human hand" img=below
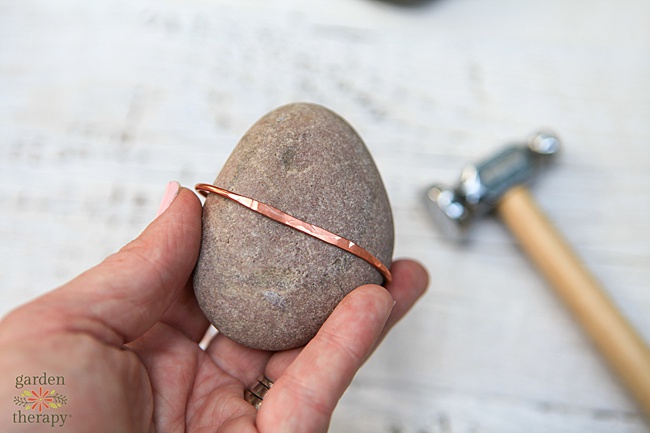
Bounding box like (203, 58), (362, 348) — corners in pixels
(0, 182), (428, 433)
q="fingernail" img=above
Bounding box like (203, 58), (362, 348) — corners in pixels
(156, 181), (181, 217)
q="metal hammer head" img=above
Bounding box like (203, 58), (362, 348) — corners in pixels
(425, 131), (561, 239)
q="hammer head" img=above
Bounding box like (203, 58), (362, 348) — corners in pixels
(426, 131), (561, 239)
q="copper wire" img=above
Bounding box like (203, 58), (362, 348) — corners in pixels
(195, 183), (392, 285)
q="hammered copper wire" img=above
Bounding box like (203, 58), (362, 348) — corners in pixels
(195, 183), (392, 285)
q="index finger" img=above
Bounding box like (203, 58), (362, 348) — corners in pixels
(263, 259), (429, 378)
(256, 284), (394, 433)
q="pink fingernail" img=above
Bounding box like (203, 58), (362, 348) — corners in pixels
(156, 181), (181, 217)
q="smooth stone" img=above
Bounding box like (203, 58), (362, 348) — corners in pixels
(194, 102), (394, 351)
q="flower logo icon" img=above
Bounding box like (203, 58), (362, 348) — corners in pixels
(14, 387), (67, 412)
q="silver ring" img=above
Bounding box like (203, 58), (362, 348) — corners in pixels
(244, 376), (274, 410)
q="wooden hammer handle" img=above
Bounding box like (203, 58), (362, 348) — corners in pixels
(497, 185), (650, 416)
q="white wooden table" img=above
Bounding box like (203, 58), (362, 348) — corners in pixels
(1, 0), (649, 431)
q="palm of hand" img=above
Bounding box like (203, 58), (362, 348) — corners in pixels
(125, 280), (399, 432)
(0, 189), (427, 433)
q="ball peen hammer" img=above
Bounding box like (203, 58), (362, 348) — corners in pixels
(425, 133), (650, 418)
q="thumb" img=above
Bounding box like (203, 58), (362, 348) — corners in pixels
(1, 182), (203, 347)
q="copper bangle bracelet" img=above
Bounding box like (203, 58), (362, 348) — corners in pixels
(195, 183), (392, 285)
